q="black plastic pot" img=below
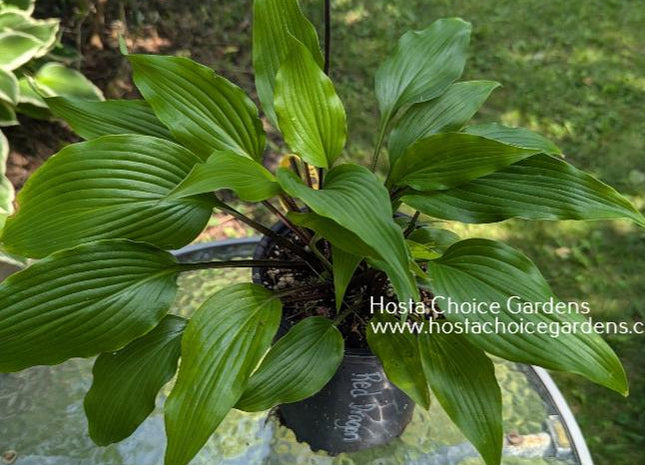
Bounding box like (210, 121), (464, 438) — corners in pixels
(252, 224), (415, 454)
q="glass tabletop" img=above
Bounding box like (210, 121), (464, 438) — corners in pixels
(0, 239), (592, 465)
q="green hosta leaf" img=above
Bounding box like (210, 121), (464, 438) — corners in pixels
(406, 240), (440, 261)
(0, 10), (30, 29)
(17, 17), (59, 57)
(274, 38), (346, 168)
(252, 0), (323, 127)
(164, 284), (281, 465)
(407, 227), (460, 254)
(463, 123), (561, 154)
(388, 80), (500, 166)
(288, 212), (375, 258)
(47, 97), (172, 140)
(34, 63), (103, 100)
(0, 68), (17, 105)
(426, 239), (628, 394)
(419, 330), (502, 465)
(375, 18), (471, 125)
(15, 65), (103, 116)
(0, 240), (180, 372)
(367, 313), (430, 409)
(389, 133), (539, 191)
(331, 246), (362, 309)
(17, 75), (44, 107)
(0, 30), (40, 70)
(14, 101), (48, 119)
(0, 100), (17, 126)
(3, 135), (213, 258)
(0, 0), (34, 14)
(236, 316), (343, 411)
(169, 150), (281, 202)
(129, 54), (265, 161)
(0, 129), (14, 228)
(278, 165), (418, 302)
(403, 154), (645, 226)
(0, 129), (8, 170)
(85, 315), (186, 446)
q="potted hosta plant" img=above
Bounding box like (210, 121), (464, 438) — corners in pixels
(0, 0), (642, 464)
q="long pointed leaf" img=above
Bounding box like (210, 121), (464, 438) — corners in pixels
(85, 315), (186, 446)
(129, 54), (265, 161)
(278, 165), (419, 302)
(252, 0), (322, 127)
(331, 246), (362, 309)
(419, 330), (502, 465)
(388, 80), (500, 165)
(3, 135), (213, 258)
(47, 97), (172, 140)
(0, 240), (180, 372)
(403, 154), (645, 226)
(274, 38), (347, 168)
(367, 313), (431, 409)
(426, 239), (628, 394)
(164, 284), (281, 465)
(463, 122), (561, 154)
(288, 212), (375, 258)
(375, 18), (471, 124)
(236, 316), (343, 411)
(169, 150), (281, 202)
(389, 133), (539, 191)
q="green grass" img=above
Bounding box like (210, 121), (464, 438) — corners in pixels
(82, 0), (645, 462)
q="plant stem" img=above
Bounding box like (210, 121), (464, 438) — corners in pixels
(280, 194), (300, 213)
(318, 168), (324, 189)
(333, 305), (356, 325)
(309, 235), (333, 271)
(180, 259), (310, 272)
(280, 291), (332, 304)
(215, 198), (312, 262)
(289, 157), (302, 177)
(369, 119), (388, 172)
(274, 280), (333, 299)
(263, 200), (312, 244)
(404, 210), (420, 237)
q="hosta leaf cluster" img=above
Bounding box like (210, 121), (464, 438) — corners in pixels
(0, 0), (102, 125)
(0, 1), (642, 465)
(0, 0), (102, 229)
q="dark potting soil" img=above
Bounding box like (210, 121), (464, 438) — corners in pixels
(257, 230), (437, 350)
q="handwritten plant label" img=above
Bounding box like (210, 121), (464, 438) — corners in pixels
(335, 372), (385, 442)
